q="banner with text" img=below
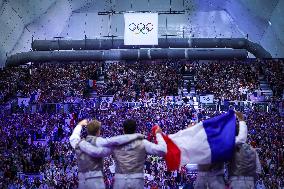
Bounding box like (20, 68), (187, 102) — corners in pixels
(200, 95), (214, 103)
(18, 98), (30, 107)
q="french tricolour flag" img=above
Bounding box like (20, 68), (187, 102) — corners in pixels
(153, 110), (236, 171)
(88, 80), (96, 89)
(65, 113), (76, 128)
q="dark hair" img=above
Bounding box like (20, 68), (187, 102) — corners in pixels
(123, 119), (137, 134)
(87, 119), (101, 136)
(235, 119), (239, 136)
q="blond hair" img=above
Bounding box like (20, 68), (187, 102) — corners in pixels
(87, 119), (101, 136)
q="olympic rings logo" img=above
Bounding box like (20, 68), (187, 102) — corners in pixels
(128, 22), (154, 35)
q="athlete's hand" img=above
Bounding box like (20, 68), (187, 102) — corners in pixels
(78, 119), (88, 126)
(155, 126), (162, 134)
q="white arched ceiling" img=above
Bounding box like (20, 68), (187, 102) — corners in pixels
(0, 0), (283, 67)
(225, 0), (283, 57)
(259, 0), (284, 58)
(11, 0), (73, 54)
(0, 0), (58, 67)
(60, 0), (242, 39)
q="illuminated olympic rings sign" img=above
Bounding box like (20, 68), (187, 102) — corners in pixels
(128, 22), (154, 35)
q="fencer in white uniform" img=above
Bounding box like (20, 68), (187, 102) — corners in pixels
(78, 119), (167, 189)
(70, 119), (143, 189)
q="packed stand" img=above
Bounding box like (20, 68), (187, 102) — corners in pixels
(0, 113), (78, 188)
(1, 60), (283, 104)
(0, 104), (196, 188)
(246, 111), (284, 188)
(261, 59), (284, 98)
(100, 60), (183, 102)
(0, 60), (284, 188)
(194, 61), (260, 101)
(0, 62), (101, 104)
(0, 67), (28, 104)
(1, 102), (284, 188)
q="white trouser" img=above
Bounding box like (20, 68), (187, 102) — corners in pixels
(113, 173), (144, 189)
(78, 171), (105, 189)
(230, 176), (254, 189)
(195, 172), (225, 189)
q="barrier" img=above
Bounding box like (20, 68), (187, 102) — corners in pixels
(10, 96), (282, 115)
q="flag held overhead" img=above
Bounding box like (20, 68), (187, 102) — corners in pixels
(152, 110), (236, 171)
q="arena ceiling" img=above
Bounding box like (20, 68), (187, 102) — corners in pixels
(0, 0), (283, 67)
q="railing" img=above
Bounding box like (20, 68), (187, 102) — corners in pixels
(11, 102), (81, 114)
(199, 101), (283, 113)
(5, 96), (283, 115)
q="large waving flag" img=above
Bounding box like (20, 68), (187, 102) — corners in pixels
(153, 110), (236, 171)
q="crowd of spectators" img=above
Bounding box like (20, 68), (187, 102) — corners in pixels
(246, 111), (284, 188)
(0, 62), (101, 104)
(1, 102), (283, 188)
(0, 104), (195, 188)
(194, 61), (260, 101)
(0, 67), (28, 104)
(260, 60), (284, 98)
(1, 60), (284, 105)
(0, 112), (78, 188)
(0, 60), (283, 188)
(99, 60), (183, 102)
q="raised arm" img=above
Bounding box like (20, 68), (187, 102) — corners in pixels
(69, 119), (88, 149)
(143, 127), (167, 156)
(96, 133), (144, 147)
(78, 140), (112, 158)
(235, 112), (248, 144)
